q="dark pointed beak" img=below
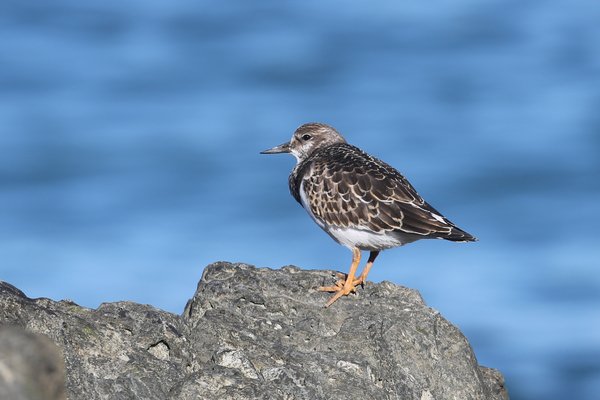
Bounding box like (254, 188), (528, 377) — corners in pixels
(260, 142), (291, 154)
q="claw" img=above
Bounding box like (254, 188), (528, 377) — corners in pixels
(316, 249), (380, 307)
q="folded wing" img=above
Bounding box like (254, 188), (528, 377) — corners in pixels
(302, 144), (477, 242)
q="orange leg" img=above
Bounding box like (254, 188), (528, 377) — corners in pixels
(317, 247), (362, 307)
(354, 251), (379, 286)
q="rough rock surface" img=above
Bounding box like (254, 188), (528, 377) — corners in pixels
(0, 325), (66, 400)
(0, 262), (509, 400)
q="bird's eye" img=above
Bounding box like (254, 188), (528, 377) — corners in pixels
(301, 134), (312, 141)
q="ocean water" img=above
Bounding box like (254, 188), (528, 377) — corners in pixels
(1, 1), (599, 399)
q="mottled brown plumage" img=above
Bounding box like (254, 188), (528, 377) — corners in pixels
(290, 142), (475, 241)
(262, 122), (477, 307)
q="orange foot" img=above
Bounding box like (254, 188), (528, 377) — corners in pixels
(316, 249), (380, 308)
(317, 272), (366, 291)
(317, 273), (364, 307)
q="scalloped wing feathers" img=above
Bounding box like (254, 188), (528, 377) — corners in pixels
(290, 144), (476, 242)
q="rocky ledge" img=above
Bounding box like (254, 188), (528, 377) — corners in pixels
(0, 262), (508, 400)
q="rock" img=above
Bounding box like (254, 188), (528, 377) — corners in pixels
(480, 366), (510, 400)
(0, 262), (509, 400)
(0, 325), (66, 400)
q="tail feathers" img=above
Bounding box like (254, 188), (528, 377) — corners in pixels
(443, 226), (478, 242)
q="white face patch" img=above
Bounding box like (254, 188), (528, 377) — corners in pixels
(289, 138), (316, 163)
(303, 140), (316, 155)
(290, 150), (302, 164)
(287, 127), (346, 165)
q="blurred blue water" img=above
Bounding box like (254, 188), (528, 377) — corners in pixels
(1, 1), (599, 398)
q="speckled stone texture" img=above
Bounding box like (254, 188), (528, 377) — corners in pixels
(0, 262), (508, 400)
(0, 325), (66, 400)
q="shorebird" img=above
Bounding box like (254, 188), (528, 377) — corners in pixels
(261, 123), (477, 307)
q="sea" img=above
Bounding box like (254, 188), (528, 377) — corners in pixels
(1, 1), (599, 399)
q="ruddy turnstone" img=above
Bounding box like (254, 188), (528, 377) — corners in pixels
(261, 123), (477, 307)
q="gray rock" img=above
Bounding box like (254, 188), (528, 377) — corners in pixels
(0, 325), (66, 400)
(0, 262), (509, 400)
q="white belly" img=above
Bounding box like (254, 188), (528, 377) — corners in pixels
(326, 225), (422, 251)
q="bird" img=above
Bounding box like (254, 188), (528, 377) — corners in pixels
(261, 122), (477, 307)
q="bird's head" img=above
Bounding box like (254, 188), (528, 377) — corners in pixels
(261, 123), (347, 163)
